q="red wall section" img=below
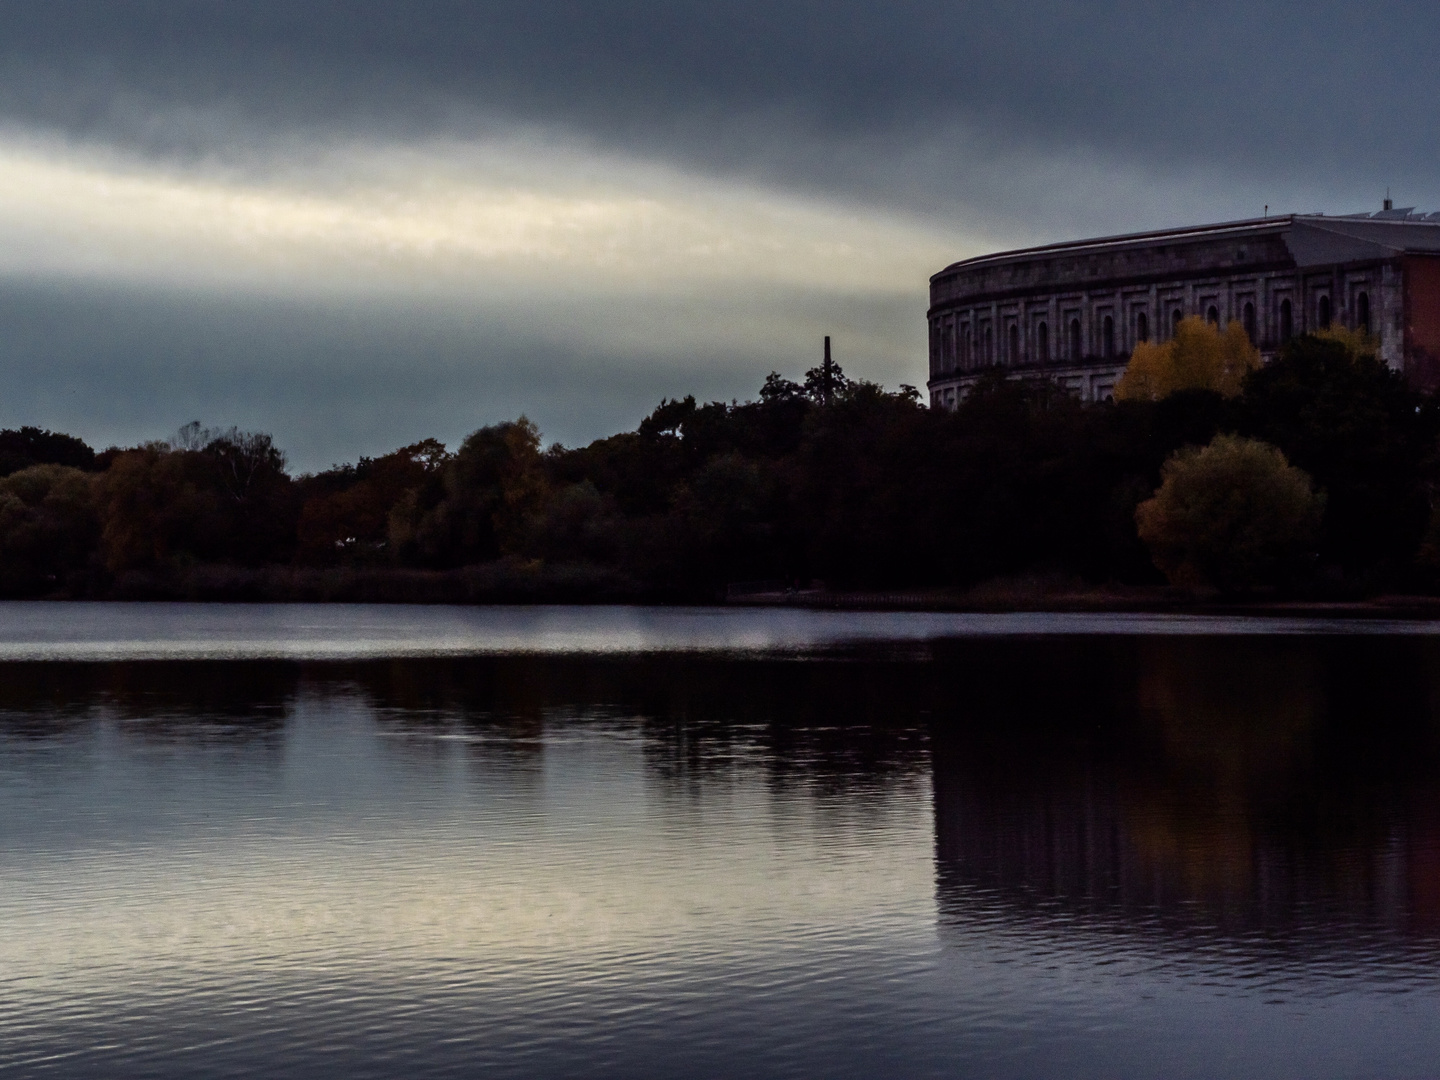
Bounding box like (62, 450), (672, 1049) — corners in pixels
(1405, 256), (1440, 390)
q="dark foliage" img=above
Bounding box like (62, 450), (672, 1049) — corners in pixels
(1238, 336), (1440, 578)
(95, 429), (299, 575)
(0, 427), (97, 477)
(0, 465), (100, 594)
(4, 333), (1439, 600)
(295, 439), (450, 564)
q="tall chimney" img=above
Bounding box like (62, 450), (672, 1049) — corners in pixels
(1385, 194), (1394, 211)
(822, 336), (834, 405)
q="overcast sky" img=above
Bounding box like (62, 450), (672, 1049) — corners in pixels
(0, 1), (1434, 468)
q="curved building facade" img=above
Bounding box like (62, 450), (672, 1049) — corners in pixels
(927, 208), (1440, 409)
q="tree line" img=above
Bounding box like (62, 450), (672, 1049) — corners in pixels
(1, 325), (1437, 600)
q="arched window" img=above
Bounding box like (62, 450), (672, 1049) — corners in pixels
(1358, 291), (1371, 334)
(1243, 302), (1256, 343)
(1136, 312), (1149, 343)
(1037, 321), (1049, 361)
(1009, 323), (1020, 365)
(985, 325), (993, 364)
(1172, 308), (1183, 336)
(1280, 299), (1293, 342)
(1069, 318), (1082, 360)
(1318, 294), (1332, 328)
(1103, 315), (1115, 358)
(1206, 305), (1220, 326)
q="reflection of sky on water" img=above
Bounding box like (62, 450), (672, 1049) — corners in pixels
(5, 625), (1440, 1076)
(0, 656), (938, 1078)
(7, 602), (1440, 661)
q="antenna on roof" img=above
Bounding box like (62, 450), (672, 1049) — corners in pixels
(1263, 205), (1268, 217)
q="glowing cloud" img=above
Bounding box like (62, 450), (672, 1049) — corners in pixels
(0, 133), (967, 301)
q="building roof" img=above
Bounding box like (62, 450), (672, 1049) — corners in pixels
(934, 211), (1440, 283)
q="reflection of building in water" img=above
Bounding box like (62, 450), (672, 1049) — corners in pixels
(929, 636), (1440, 940)
(927, 205), (1440, 409)
(933, 758), (1440, 936)
(934, 745), (1440, 948)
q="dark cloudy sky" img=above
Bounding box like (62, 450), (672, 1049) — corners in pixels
(0, 1), (1434, 467)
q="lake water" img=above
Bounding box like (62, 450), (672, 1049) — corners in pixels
(3, 604), (1440, 1078)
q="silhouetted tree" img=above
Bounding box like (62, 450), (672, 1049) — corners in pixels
(0, 427), (97, 477)
(0, 465), (99, 593)
(3, 337), (1439, 599)
(95, 428), (297, 573)
(296, 439), (450, 564)
(1240, 334), (1440, 577)
(389, 419), (548, 566)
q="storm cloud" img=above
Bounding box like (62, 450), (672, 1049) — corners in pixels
(0, 1), (1433, 466)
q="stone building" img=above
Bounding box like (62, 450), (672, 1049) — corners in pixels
(926, 205), (1440, 409)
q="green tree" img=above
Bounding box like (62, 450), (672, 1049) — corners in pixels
(1135, 434), (1324, 592)
(0, 465), (99, 594)
(389, 419), (548, 566)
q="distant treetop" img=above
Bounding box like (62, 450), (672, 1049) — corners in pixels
(0, 426), (97, 478)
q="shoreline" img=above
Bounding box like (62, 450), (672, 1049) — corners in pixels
(13, 570), (1440, 620)
(726, 584), (1440, 619)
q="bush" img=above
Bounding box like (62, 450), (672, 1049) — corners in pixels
(1135, 434), (1324, 592)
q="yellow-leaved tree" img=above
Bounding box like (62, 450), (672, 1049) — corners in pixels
(1312, 324), (1378, 362)
(1115, 315), (1260, 401)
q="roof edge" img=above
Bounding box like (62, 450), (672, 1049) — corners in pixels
(933, 216), (1294, 282)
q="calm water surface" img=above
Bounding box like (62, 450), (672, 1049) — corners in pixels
(3, 604), (1440, 1078)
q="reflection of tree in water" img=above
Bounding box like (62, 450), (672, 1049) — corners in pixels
(310, 657), (551, 772)
(0, 654), (933, 797)
(329, 653), (932, 796)
(932, 636), (1440, 945)
(0, 661), (296, 746)
(629, 655), (931, 812)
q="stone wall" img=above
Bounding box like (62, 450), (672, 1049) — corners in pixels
(927, 220), (1404, 408)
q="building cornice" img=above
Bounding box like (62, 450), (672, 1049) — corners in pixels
(928, 258), (1303, 315)
(933, 217), (1294, 282)
(928, 254), (1415, 317)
